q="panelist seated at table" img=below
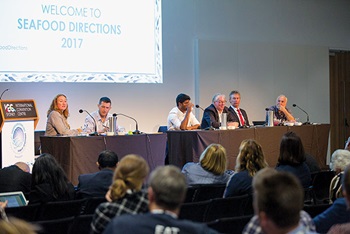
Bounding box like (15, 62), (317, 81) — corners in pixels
(83, 97), (115, 134)
(228, 90), (250, 127)
(200, 93), (238, 129)
(167, 93), (200, 131)
(181, 143), (233, 185)
(266, 94), (295, 125)
(45, 94), (82, 136)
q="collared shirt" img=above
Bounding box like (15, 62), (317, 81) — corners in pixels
(83, 110), (114, 133)
(90, 190), (149, 234)
(243, 210), (316, 234)
(231, 106), (246, 126)
(167, 107), (200, 130)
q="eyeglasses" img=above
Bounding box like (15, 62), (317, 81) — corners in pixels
(215, 100), (227, 104)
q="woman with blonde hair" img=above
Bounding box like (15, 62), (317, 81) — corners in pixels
(224, 139), (268, 197)
(91, 154), (149, 234)
(45, 94), (82, 136)
(182, 143), (232, 185)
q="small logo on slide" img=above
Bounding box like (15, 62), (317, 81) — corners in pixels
(11, 123), (26, 156)
(4, 104), (16, 113)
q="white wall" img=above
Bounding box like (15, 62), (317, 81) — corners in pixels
(1, 0), (350, 132)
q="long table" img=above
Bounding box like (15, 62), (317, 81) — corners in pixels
(167, 124), (330, 170)
(40, 133), (167, 185)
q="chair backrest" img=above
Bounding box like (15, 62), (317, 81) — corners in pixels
(303, 203), (332, 218)
(5, 203), (41, 221)
(158, 126), (167, 133)
(37, 198), (87, 221)
(207, 215), (254, 234)
(192, 184), (226, 202)
(311, 170), (335, 204)
(33, 216), (75, 234)
(68, 214), (94, 234)
(179, 200), (211, 222)
(204, 194), (253, 222)
(82, 197), (107, 214)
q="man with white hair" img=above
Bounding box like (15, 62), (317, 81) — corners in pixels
(267, 94), (295, 124)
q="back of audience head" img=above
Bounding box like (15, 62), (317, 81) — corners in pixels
(236, 139), (268, 177)
(199, 143), (227, 175)
(148, 165), (187, 211)
(32, 153), (70, 198)
(329, 149), (350, 174)
(97, 150), (119, 170)
(278, 131), (305, 166)
(109, 154), (149, 201)
(253, 168), (303, 233)
(14, 162), (30, 173)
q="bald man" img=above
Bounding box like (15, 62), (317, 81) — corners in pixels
(0, 162), (31, 198)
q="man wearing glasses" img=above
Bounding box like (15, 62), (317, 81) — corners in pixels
(200, 93), (237, 129)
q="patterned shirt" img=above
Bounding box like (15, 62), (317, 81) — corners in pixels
(242, 210), (316, 234)
(90, 190), (149, 234)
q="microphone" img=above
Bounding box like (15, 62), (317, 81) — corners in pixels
(0, 89), (9, 100)
(195, 104), (205, 111)
(79, 109), (98, 136)
(114, 113), (141, 134)
(292, 104), (310, 125)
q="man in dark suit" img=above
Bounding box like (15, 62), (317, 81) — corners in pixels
(228, 90), (250, 127)
(200, 93), (237, 129)
(77, 150), (118, 199)
(0, 162), (31, 198)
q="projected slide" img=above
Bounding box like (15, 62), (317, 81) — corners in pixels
(0, 0), (162, 83)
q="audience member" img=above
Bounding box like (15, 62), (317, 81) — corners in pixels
(224, 139), (268, 197)
(200, 93), (237, 129)
(329, 149), (350, 203)
(0, 162), (31, 198)
(0, 217), (38, 234)
(167, 93), (200, 130)
(103, 165), (219, 234)
(275, 131), (312, 188)
(182, 143), (232, 185)
(77, 150), (119, 199)
(83, 97), (114, 134)
(90, 154), (149, 234)
(228, 90), (250, 127)
(45, 94), (82, 136)
(29, 153), (75, 204)
(245, 168), (316, 234)
(267, 94), (295, 125)
(314, 164), (350, 233)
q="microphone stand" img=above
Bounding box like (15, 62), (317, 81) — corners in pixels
(115, 113), (141, 134)
(292, 104), (311, 125)
(0, 89), (9, 100)
(79, 109), (98, 136)
(195, 105), (215, 130)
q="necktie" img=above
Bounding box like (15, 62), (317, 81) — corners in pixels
(237, 109), (245, 126)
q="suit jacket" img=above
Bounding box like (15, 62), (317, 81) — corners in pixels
(0, 165), (31, 198)
(77, 168), (114, 199)
(228, 106), (250, 127)
(201, 104), (234, 129)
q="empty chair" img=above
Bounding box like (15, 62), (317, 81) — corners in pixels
(33, 216), (75, 234)
(192, 183), (226, 202)
(207, 215), (254, 234)
(204, 194), (253, 222)
(82, 197), (107, 214)
(157, 126), (168, 133)
(68, 214), (94, 234)
(36, 198), (86, 221)
(5, 203), (41, 222)
(179, 200), (211, 222)
(184, 185), (201, 203)
(311, 170), (335, 204)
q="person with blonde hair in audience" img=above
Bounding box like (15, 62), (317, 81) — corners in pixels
(45, 93), (82, 136)
(0, 217), (38, 234)
(224, 139), (268, 197)
(182, 143), (233, 185)
(329, 149), (350, 203)
(90, 154), (150, 234)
